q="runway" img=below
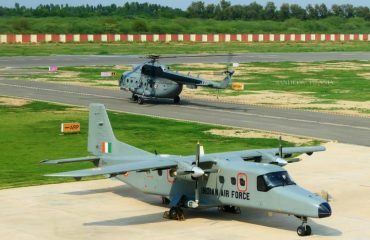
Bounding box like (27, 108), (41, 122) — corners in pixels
(1, 52), (370, 68)
(0, 79), (369, 146)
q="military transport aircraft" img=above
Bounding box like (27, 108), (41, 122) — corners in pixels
(42, 103), (331, 236)
(118, 55), (234, 104)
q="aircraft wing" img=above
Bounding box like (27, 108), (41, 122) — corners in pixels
(45, 159), (177, 178)
(240, 146), (325, 159)
(278, 146), (325, 155)
(40, 156), (100, 164)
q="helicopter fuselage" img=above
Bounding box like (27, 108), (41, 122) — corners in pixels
(119, 64), (183, 103)
(120, 72), (183, 99)
(118, 59), (233, 104)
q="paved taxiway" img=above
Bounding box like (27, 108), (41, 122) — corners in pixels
(1, 52), (370, 68)
(0, 79), (369, 146)
(0, 142), (369, 240)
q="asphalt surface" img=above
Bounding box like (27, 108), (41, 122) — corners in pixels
(1, 52), (370, 68)
(1, 79), (369, 146)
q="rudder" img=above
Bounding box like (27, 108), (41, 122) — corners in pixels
(88, 103), (152, 157)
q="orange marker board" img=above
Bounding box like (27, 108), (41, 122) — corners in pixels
(61, 123), (80, 133)
(231, 82), (244, 90)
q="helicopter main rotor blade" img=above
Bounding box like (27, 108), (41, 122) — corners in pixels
(140, 54), (239, 59)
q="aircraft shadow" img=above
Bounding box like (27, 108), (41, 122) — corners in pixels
(67, 184), (341, 236)
(83, 207), (341, 236)
(130, 97), (256, 113)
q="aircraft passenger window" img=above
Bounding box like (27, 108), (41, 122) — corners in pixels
(158, 169), (162, 176)
(219, 176), (224, 184)
(231, 177), (236, 185)
(240, 178), (245, 186)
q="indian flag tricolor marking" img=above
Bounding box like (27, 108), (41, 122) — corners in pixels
(101, 142), (112, 154)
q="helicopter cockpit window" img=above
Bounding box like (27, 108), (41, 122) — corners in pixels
(257, 171), (295, 192)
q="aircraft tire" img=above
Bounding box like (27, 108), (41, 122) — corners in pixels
(132, 94), (138, 102)
(174, 96), (180, 104)
(305, 225), (312, 236)
(169, 207), (179, 219)
(297, 226), (306, 236)
(138, 97), (144, 105)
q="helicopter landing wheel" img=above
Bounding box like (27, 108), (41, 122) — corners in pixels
(132, 94), (138, 102)
(137, 97), (144, 105)
(174, 96), (180, 104)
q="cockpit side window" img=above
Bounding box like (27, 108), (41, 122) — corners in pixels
(257, 171), (295, 192)
(257, 175), (268, 192)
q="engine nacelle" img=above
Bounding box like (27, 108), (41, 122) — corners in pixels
(173, 162), (205, 181)
(260, 152), (288, 166)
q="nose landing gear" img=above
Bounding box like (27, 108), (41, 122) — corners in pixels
(297, 217), (312, 236)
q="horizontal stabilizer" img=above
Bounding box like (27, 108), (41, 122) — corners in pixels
(40, 156), (100, 164)
(45, 159), (177, 178)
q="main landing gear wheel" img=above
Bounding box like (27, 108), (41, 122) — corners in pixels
(174, 96), (180, 104)
(163, 207), (185, 221)
(137, 97), (144, 105)
(161, 197), (170, 205)
(297, 217), (311, 236)
(218, 205), (241, 214)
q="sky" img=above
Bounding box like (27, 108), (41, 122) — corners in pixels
(1, 0), (369, 9)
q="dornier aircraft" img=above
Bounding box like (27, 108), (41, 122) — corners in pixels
(42, 103), (331, 236)
(118, 55), (234, 104)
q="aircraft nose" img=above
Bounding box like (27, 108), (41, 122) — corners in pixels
(318, 202), (332, 218)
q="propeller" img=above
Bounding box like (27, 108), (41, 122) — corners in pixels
(278, 136), (283, 158)
(194, 141), (201, 206)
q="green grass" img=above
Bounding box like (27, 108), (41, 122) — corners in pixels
(171, 60), (370, 102)
(1, 16), (369, 34)
(3, 60), (369, 104)
(0, 100), (300, 189)
(1, 41), (370, 56)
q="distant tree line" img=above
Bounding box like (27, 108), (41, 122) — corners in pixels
(0, 1), (369, 20)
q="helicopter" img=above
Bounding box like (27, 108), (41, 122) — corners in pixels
(118, 55), (235, 104)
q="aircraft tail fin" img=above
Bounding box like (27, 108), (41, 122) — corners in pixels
(88, 104), (152, 157)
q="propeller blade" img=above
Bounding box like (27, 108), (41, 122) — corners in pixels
(278, 136), (283, 158)
(195, 180), (199, 204)
(196, 142), (200, 167)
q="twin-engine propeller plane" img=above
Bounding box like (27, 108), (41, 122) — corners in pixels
(42, 103), (331, 236)
(118, 55), (234, 104)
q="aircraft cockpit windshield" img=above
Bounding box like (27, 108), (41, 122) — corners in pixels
(257, 171), (296, 192)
